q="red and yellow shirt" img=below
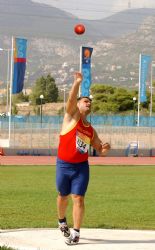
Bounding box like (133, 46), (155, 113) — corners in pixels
(58, 118), (94, 163)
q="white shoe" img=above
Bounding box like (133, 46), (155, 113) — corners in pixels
(65, 230), (80, 245)
(58, 222), (70, 238)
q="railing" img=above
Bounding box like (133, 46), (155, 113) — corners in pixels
(1, 114), (155, 127)
(0, 122), (155, 154)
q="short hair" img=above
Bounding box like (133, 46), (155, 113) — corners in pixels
(77, 96), (92, 102)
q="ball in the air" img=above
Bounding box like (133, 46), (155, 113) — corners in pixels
(74, 24), (85, 35)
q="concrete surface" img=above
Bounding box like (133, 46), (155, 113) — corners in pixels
(0, 228), (155, 250)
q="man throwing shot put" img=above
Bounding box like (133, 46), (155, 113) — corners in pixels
(56, 72), (110, 245)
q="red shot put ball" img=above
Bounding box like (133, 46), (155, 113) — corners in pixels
(74, 24), (85, 35)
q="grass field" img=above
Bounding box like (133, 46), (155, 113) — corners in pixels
(0, 165), (155, 230)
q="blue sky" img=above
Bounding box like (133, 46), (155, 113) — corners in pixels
(32, 0), (155, 20)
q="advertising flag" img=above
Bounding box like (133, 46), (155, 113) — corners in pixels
(12, 38), (27, 94)
(139, 54), (151, 103)
(80, 46), (93, 96)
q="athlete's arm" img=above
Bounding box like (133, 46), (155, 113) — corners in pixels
(91, 129), (111, 156)
(66, 72), (83, 116)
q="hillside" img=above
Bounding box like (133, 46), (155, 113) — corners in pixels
(0, 0), (155, 90)
(0, 0), (78, 39)
(0, 1), (155, 40)
(92, 16), (155, 88)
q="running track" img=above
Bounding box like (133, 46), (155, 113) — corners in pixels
(0, 156), (155, 165)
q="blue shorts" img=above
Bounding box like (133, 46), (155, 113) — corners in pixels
(56, 157), (89, 196)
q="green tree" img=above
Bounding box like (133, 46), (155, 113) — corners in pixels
(30, 74), (59, 104)
(12, 92), (29, 105)
(111, 89), (134, 111)
(152, 95), (155, 112)
(91, 84), (140, 114)
(91, 84), (116, 95)
(92, 101), (119, 114)
(12, 104), (18, 115)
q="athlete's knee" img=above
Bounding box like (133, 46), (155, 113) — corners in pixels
(72, 195), (84, 208)
(57, 193), (69, 201)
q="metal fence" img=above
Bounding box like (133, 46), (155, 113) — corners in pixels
(0, 121), (155, 156)
(1, 114), (155, 127)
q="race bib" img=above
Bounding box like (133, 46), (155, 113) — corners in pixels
(76, 131), (90, 154)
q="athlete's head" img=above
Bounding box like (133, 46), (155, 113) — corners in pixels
(77, 96), (92, 115)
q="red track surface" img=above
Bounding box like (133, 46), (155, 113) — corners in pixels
(0, 156), (155, 165)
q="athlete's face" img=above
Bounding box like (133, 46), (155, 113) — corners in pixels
(77, 98), (92, 114)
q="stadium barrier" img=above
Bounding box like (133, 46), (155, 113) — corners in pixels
(1, 114), (155, 127)
(0, 122), (155, 157)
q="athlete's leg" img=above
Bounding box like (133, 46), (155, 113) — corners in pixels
(56, 158), (71, 218)
(71, 194), (85, 230)
(57, 194), (69, 219)
(70, 161), (89, 230)
(57, 194), (71, 238)
(65, 194), (83, 245)
(56, 158), (71, 238)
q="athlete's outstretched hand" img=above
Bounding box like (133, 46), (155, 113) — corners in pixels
(74, 72), (83, 84)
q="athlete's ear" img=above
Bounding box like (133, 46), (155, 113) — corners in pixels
(77, 101), (81, 108)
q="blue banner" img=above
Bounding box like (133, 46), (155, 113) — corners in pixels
(81, 46), (93, 96)
(139, 54), (151, 103)
(12, 38), (27, 94)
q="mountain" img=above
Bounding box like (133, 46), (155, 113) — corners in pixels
(85, 8), (155, 39)
(92, 15), (155, 88)
(0, 0), (155, 40)
(0, 0), (155, 90)
(0, 0), (79, 39)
